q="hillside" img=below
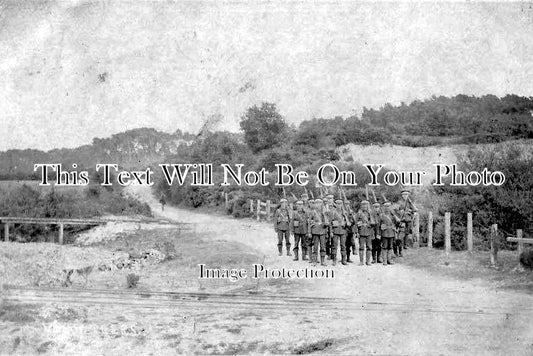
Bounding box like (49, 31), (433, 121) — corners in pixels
(336, 139), (533, 185)
(0, 128), (194, 180)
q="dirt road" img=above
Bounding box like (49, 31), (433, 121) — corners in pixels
(128, 185), (533, 355)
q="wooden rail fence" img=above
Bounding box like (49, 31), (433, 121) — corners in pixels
(249, 199), (275, 221)
(428, 212), (528, 267)
(0, 216), (190, 245)
(507, 230), (533, 264)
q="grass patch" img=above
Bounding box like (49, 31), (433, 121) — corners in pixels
(402, 248), (533, 293)
(0, 302), (39, 323)
(293, 338), (336, 354)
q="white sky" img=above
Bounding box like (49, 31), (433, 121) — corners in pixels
(1, 1), (533, 150)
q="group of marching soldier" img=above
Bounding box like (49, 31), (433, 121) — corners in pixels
(273, 190), (417, 266)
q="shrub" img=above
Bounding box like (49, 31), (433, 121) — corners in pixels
(519, 249), (533, 270)
(126, 273), (140, 288)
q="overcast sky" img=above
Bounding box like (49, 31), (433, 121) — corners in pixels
(1, 1), (533, 151)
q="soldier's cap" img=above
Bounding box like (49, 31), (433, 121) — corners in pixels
(326, 194), (334, 198)
(280, 198), (288, 203)
(335, 199), (343, 204)
(308, 199), (315, 203)
(401, 189), (410, 194)
(295, 200), (303, 205)
(372, 202), (380, 207)
(314, 198), (323, 203)
(383, 201), (392, 206)
(361, 200), (369, 205)
(301, 193), (309, 198)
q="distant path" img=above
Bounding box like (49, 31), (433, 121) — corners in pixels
(128, 185), (533, 355)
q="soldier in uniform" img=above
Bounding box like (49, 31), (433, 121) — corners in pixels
(159, 193), (167, 211)
(274, 198), (292, 256)
(398, 189), (418, 248)
(330, 199), (350, 265)
(371, 202), (383, 263)
(291, 200), (309, 261)
(344, 198), (356, 263)
(355, 200), (375, 266)
(324, 194), (335, 259)
(301, 192), (309, 207)
(394, 221), (406, 257)
(378, 201), (400, 265)
(309, 198), (329, 266)
(306, 198), (315, 263)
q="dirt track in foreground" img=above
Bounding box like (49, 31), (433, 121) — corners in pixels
(126, 185), (533, 355)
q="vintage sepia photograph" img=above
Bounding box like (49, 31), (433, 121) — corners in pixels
(1, 1), (533, 355)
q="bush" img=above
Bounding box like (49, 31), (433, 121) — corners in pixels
(126, 273), (140, 288)
(519, 249), (533, 270)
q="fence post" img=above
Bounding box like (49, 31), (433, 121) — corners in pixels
(427, 212), (433, 249)
(256, 200), (260, 221)
(490, 224), (498, 267)
(467, 212), (473, 252)
(517, 229), (523, 256)
(4, 223), (9, 242)
(444, 212), (451, 254)
(266, 200), (271, 221)
(58, 223), (64, 245)
(413, 213), (420, 248)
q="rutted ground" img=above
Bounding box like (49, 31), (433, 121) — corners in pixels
(1, 185), (532, 355)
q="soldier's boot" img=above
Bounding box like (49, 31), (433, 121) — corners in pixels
(332, 255), (336, 266)
(366, 250), (372, 266)
(346, 249), (352, 263)
(293, 250), (299, 261)
(405, 234), (411, 249)
(311, 255), (317, 266)
(371, 250), (377, 264)
(302, 249), (308, 261)
(341, 254), (347, 265)
(320, 256), (327, 266)
(278, 246), (282, 256)
(393, 244), (398, 257)
(358, 250), (365, 265)
(287, 245), (292, 256)
(377, 250), (383, 263)
(383, 251), (388, 265)
(398, 244), (403, 257)
(387, 251), (395, 265)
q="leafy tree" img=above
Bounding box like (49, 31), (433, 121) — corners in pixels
(239, 103), (288, 153)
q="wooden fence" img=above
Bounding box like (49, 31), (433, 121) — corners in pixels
(249, 199), (276, 221)
(427, 212), (483, 253)
(507, 231), (532, 265)
(427, 212), (528, 266)
(0, 216), (188, 245)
